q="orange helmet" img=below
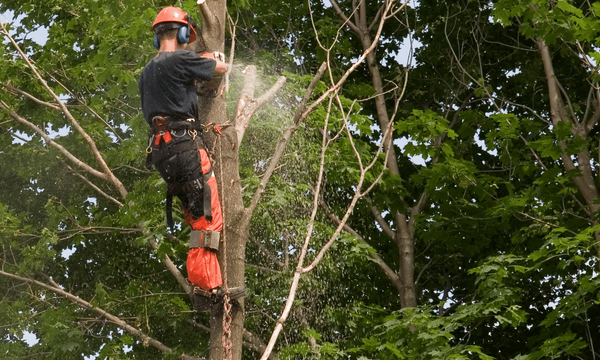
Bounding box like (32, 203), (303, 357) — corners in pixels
(152, 6), (197, 43)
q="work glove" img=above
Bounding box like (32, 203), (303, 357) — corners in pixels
(201, 52), (227, 74)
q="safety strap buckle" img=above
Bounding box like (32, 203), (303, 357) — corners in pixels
(152, 116), (173, 145)
(189, 230), (220, 250)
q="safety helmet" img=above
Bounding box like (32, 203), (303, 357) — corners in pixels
(152, 6), (197, 44)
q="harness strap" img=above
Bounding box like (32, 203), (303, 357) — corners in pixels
(189, 230), (220, 250)
(203, 172), (213, 222)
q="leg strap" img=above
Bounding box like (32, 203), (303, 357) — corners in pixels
(190, 230), (220, 251)
(202, 172), (213, 222)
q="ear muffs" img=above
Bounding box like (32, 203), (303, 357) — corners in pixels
(176, 26), (189, 44)
(177, 15), (192, 44)
(154, 28), (187, 49)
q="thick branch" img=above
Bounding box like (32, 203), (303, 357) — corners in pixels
(198, 2), (221, 39)
(370, 206), (397, 240)
(149, 239), (190, 294)
(584, 105), (600, 134)
(330, 0), (362, 34)
(537, 38), (599, 211)
(234, 66), (286, 146)
(0, 270), (202, 360)
(368, 3), (386, 32)
(249, 237), (285, 268)
(408, 192), (429, 237)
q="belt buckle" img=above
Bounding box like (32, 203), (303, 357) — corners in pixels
(153, 115), (166, 126)
(153, 116), (169, 133)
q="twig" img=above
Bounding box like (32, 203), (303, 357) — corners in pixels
(248, 237), (285, 268)
(64, 163), (124, 207)
(0, 83), (60, 110)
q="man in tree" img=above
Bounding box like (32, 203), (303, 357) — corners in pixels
(139, 6), (243, 312)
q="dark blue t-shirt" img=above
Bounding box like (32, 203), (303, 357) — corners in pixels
(139, 50), (216, 124)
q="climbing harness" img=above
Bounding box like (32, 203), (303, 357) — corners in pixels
(145, 115), (213, 229)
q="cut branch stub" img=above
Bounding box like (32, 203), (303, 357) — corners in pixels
(234, 65), (286, 147)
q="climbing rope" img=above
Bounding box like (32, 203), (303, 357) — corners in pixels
(211, 124), (233, 360)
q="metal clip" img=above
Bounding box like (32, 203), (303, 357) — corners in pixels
(189, 129), (197, 140)
(146, 135), (155, 153)
(204, 123), (214, 133)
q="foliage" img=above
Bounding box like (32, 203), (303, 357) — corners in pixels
(3, 0), (600, 359)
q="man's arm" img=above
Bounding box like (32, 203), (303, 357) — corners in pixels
(201, 52), (227, 75)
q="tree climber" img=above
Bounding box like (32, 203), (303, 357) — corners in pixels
(139, 6), (244, 312)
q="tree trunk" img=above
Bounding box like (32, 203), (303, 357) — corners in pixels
(196, 1), (247, 359)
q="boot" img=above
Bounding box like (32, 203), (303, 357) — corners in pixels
(213, 286), (245, 302)
(191, 286), (212, 312)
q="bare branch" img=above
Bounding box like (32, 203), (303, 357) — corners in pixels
(259, 95), (334, 360)
(0, 270), (203, 360)
(64, 164), (124, 207)
(225, 12), (238, 94)
(370, 206), (397, 240)
(303, 123), (393, 273)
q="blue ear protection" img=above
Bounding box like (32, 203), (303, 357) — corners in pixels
(176, 25), (190, 44)
(153, 17), (191, 49)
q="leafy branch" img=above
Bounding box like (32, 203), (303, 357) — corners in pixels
(0, 270), (204, 360)
(0, 19), (127, 199)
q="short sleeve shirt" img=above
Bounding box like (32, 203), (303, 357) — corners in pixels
(139, 50), (216, 124)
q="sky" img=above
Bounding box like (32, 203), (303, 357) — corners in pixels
(0, 10), (49, 46)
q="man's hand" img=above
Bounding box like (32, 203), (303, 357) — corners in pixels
(201, 52), (227, 74)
